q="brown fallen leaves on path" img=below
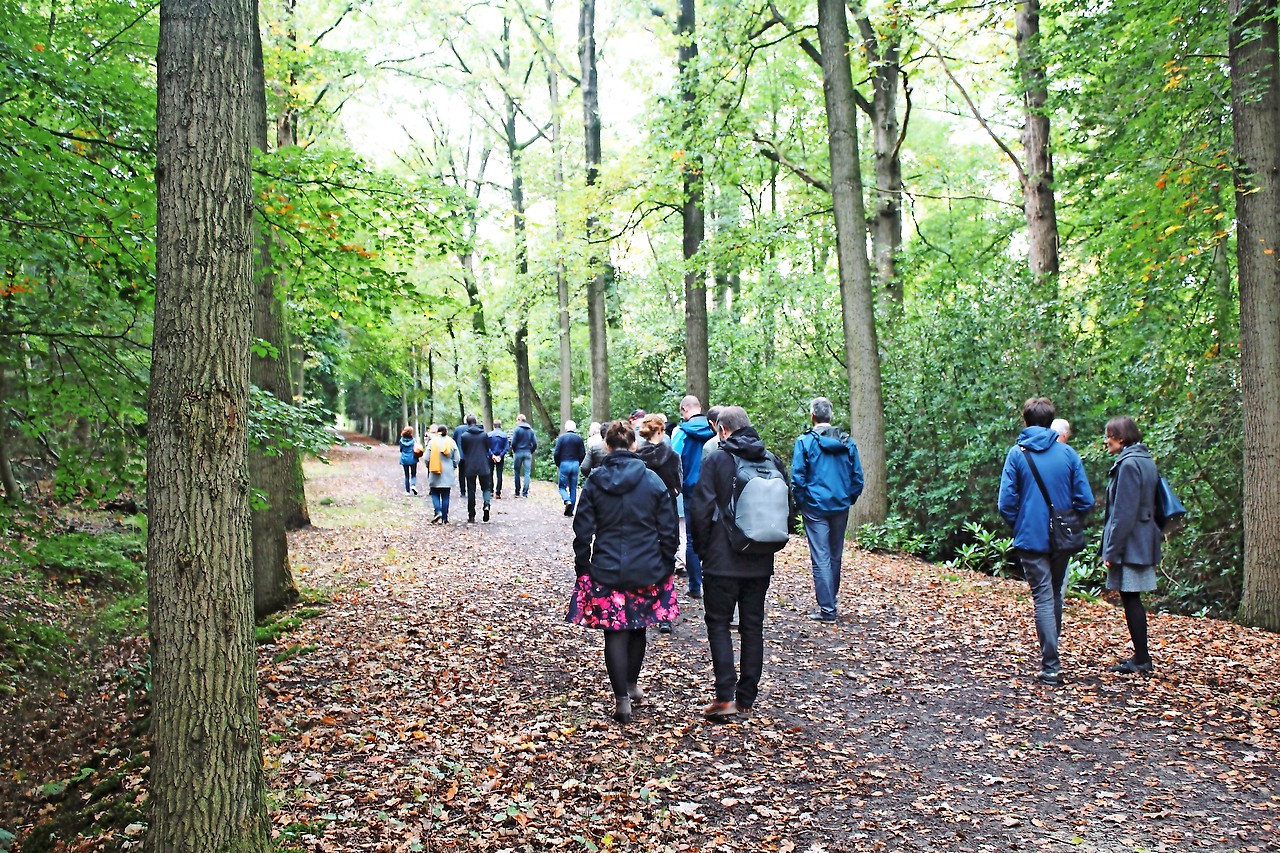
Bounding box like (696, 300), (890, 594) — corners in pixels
(262, 442), (1279, 853)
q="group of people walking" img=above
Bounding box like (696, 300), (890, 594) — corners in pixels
(396, 413), (540, 524)
(566, 395), (864, 723)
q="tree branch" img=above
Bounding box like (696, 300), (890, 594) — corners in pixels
(928, 41), (1026, 185)
(753, 134), (830, 193)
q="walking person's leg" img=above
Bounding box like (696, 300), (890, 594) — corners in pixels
(408, 462), (418, 495)
(402, 464), (412, 494)
(1116, 591), (1153, 670)
(466, 473), (479, 521)
(625, 627), (647, 701)
(1019, 549), (1063, 682)
(684, 517), (703, 597)
(441, 490), (451, 523)
(734, 576), (771, 711)
(603, 630), (633, 722)
(702, 575), (739, 716)
(480, 474), (493, 521)
(430, 488), (443, 521)
(828, 509), (850, 599)
(493, 460), (504, 497)
(567, 464), (580, 509)
(803, 510), (837, 620)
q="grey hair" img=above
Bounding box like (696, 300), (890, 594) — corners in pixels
(716, 405), (750, 434)
(810, 397), (834, 423)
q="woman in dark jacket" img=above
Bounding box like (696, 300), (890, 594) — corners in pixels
(398, 426), (420, 495)
(567, 420), (680, 723)
(1101, 416), (1162, 674)
(636, 415), (682, 506)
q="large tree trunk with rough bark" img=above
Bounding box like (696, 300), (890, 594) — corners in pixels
(580, 0), (610, 423)
(0, 368), (20, 504)
(1015, 0), (1060, 280)
(1232, 0), (1280, 632)
(816, 0), (888, 528)
(249, 8), (298, 618)
(149, 0), (271, 848)
(542, 0), (574, 428)
(679, 0), (709, 405)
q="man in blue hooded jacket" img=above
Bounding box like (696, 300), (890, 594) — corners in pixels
(998, 396), (1095, 685)
(671, 395), (717, 598)
(791, 397), (864, 623)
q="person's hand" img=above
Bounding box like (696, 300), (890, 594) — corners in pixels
(1103, 560), (1111, 568)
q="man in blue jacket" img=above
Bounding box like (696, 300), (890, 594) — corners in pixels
(509, 414), (538, 498)
(671, 395), (717, 598)
(487, 419), (510, 499)
(791, 397), (864, 623)
(998, 397), (1095, 686)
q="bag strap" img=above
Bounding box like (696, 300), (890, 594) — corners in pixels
(1019, 445), (1056, 511)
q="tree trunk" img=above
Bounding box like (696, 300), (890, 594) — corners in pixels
(1015, 0), (1060, 280)
(458, 250), (493, 426)
(580, 0), (610, 423)
(502, 16), (533, 430)
(547, 0), (573, 429)
(0, 367), (21, 505)
(679, 0), (709, 404)
(248, 12), (298, 618)
(1232, 0), (1280, 632)
(851, 5), (904, 312)
(816, 0), (888, 528)
(149, 0), (271, 848)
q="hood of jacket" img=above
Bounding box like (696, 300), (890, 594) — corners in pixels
(1015, 425), (1061, 452)
(637, 439), (676, 466)
(1109, 442), (1153, 476)
(680, 415), (716, 444)
(587, 450), (649, 495)
(810, 424), (852, 454)
(721, 427), (767, 460)
(462, 424), (486, 437)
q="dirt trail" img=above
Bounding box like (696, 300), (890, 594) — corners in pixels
(265, 441), (1279, 852)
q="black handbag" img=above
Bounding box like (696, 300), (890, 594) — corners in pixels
(1020, 446), (1086, 553)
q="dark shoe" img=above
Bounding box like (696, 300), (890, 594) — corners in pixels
(734, 701), (752, 717)
(495, 493), (502, 499)
(807, 611), (837, 623)
(483, 505), (490, 522)
(627, 684), (645, 705)
(564, 502), (573, 517)
(410, 486), (418, 495)
(1110, 657), (1154, 674)
(658, 621), (672, 634)
(613, 696), (632, 724)
(468, 516), (476, 524)
(431, 513), (442, 524)
(1035, 670), (1063, 686)
(703, 700), (738, 720)
(675, 566), (687, 577)
(687, 587), (702, 599)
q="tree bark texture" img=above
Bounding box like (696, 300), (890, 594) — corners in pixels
(816, 0), (888, 527)
(0, 366), (20, 504)
(852, 6), (904, 310)
(679, 0), (709, 405)
(1232, 0), (1280, 632)
(544, 0), (573, 429)
(580, 0), (610, 423)
(1015, 0), (1060, 279)
(249, 9), (299, 619)
(459, 250), (494, 426)
(150, 0), (271, 849)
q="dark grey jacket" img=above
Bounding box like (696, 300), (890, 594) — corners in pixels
(1101, 443), (1162, 567)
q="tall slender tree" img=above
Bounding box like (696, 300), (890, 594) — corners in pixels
(1015, 0), (1059, 280)
(1232, 0), (1280, 631)
(678, 0), (709, 404)
(580, 0), (610, 422)
(149, 0), (271, 848)
(816, 0), (888, 526)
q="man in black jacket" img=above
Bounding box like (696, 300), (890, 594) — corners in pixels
(456, 414), (493, 523)
(689, 405), (791, 720)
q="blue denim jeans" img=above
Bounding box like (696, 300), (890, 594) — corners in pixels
(430, 488), (451, 521)
(803, 508), (850, 618)
(684, 517), (703, 595)
(402, 463), (417, 493)
(1018, 549), (1071, 676)
(513, 452), (533, 496)
(558, 460), (581, 506)
(703, 574), (771, 707)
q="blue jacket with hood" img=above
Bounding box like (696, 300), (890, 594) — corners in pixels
(672, 414), (717, 492)
(398, 435), (418, 466)
(998, 426), (1095, 553)
(791, 425), (864, 514)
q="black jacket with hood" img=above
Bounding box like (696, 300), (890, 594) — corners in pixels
(457, 424), (491, 477)
(689, 427), (792, 578)
(572, 450), (679, 591)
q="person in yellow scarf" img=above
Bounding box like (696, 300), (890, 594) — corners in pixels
(426, 424), (461, 523)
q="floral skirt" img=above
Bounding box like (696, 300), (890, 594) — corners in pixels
(566, 574), (680, 631)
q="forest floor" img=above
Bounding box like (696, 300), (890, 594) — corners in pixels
(6, 438), (1280, 852)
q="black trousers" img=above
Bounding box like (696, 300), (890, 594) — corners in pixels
(702, 574), (771, 707)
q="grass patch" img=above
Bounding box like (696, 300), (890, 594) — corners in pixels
(255, 593), (327, 645)
(272, 643), (319, 664)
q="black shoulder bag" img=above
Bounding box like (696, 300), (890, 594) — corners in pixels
(1020, 446), (1086, 554)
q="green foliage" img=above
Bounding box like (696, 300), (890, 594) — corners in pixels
(946, 522), (1017, 579)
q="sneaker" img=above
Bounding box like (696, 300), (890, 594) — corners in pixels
(702, 700), (738, 720)
(410, 486), (418, 495)
(734, 701), (752, 717)
(483, 505), (490, 522)
(807, 611), (837, 623)
(431, 513), (442, 524)
(686, 587), (702, 599)
(564, 502), (573, 517)
(1109, 657), (1154, 674)
(1035, 670), (1063, 686)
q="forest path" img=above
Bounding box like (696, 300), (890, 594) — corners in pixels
(268, 440), (1280, 853)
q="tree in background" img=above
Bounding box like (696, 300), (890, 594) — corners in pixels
(1231, 0), (1280, 631)
(149, 0), (270, 848)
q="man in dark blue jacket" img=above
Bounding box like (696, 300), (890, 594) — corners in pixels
(791, 397), (864, 623)
(457, 415), (493, 523)
(487, 419), (510, 499)
(998, 397), (1095, 685)
(672, 395), (717, 598)
(509, 414), (538, 497)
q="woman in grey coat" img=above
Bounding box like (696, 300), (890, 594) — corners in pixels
(1100, 416), (1161, 674)
(425, 424), (461, 524)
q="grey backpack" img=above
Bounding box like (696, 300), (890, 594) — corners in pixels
(718, 453), (790, 554)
